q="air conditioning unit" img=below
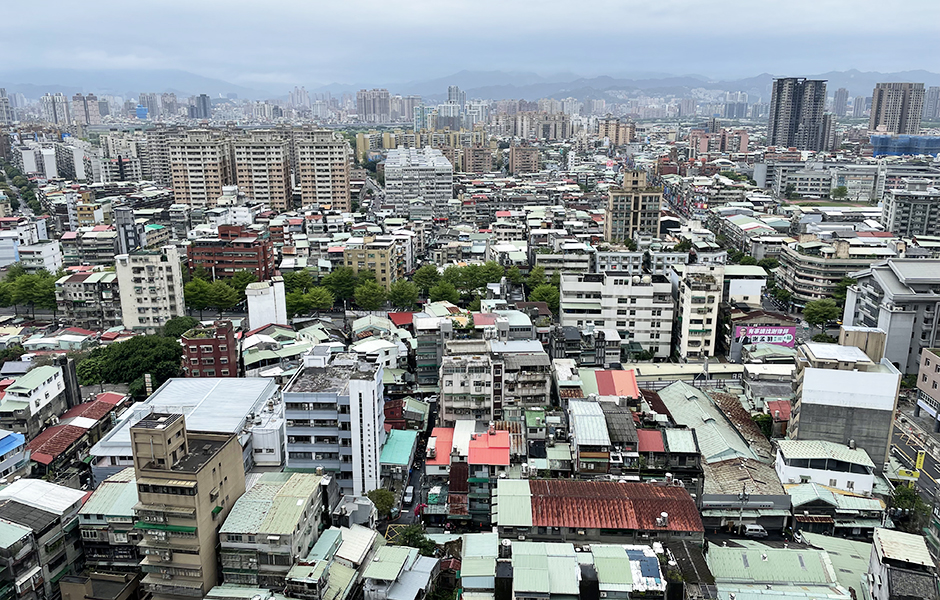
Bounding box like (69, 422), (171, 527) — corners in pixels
(518, 535), (525, 541)
(577, 530), (585, 536)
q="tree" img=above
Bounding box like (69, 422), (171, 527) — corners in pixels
(803, 299), (841, 328)
(321, 267), (358, 301)
(831, 185), (848, 199)
(76, 335), (183, 399)
(752, 413), (773, 438)
(354, 280), (387, 310)
(833, 277), (856, 307)
(549, 270), (561, 287)
(480, 261), (504, 285)
(163, 316), (200, 338)
(393, 525), (437, 557)
(192, 265), (212, 282)
(33, 275), (57, 318)
(12, 274), (40, 317)
(529, 284), (560, 315)
(184, 279), (212, 319)
(229, 270), (257, 302)
(366, 488), (395, 518)
(429, 282), (459, 304)
(758, 258), (779, 270)
(811, 333), (837, 343)
(286, 290), (313, 318)
(283, 270), (314, 294)
(207, 281), (239, 316)
(506, 266), (524, 286)
(441, 266), (463, 288)
(413, 265), (440, 295)
(4, 263), (26, 282)
(526, 265), (546, 289)
(357, 270), (377, 284)
(389, 280), (419, 310)
(892, 484), (930, 534)
(739, 255), (758, 266)
(307, 287), (335, 311)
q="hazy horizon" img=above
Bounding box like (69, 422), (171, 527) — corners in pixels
(2, 0), (939, 93)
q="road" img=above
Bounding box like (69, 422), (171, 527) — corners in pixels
(892, 419), (940, 500)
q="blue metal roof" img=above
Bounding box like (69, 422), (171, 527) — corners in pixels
(0, 431), (25, 456)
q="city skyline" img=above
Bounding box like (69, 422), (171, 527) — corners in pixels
(1, 0), (939, 93)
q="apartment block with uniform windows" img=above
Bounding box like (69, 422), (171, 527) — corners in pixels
(132, 413), (246, 600)
(343, 237), (405, 291)
(292, 128), (351, 212)
(115, 245), (185, 334)
(232, 130), (293, 212)
(181, 320), (238, 378)
(168, 129), (234, 207)
(186, 224), (275, 281)
(604, 170), (663, 241)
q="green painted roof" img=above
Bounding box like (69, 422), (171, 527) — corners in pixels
(380, 429), (418, 466)
(707, 546), (838, 585)
(80, 468), (138, 517)
(362, 545), (415, 581)
(220, 473), (322, 535)
(492, 480), (534, 527)
(592, 544), (635, 589)
(785, 483), (884, 511)
(525, 409), (546, 429)
(462, 532), (499, 558)
(244, 342), (314, 366)
(461, 556), (497, 577)
(800, 532), (871, 594)
(0, 519), (31, 548)
(6, 365), (59, 394)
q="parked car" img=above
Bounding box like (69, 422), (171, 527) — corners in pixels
(403, 485), (415, 505)
(743, 524), (768, 538)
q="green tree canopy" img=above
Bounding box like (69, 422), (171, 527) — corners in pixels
(803, 299), (841, 328)
(506, 266), (524, 286)
(286, 290), (313, 318)
(283, 270), (314, 294)
(413, 265), (440, 295)
(229, 270), (257, 301)
(321, 267), (358, 300)
(4, 263), (27, 282)
(758, 258), (779, 270)
(393, 525), (437, 557)
(526, 265), (546, 289)
(366, 488), (395, 518)
(163, 316), (200, 338)
(307, 287), (335, 311)
(76, 335), (183, 399)
(207, 281), (239, 316)
(833, 277), (856, 307)
(389, 280), (419, 310)
(429, 282), (459, 304)
(529, 284), (560, 315)
(354, 280), (388, 310)
(673, 238), (693, 252)
(831, 185), (848, 199)
(184, 279), (212, 318)
(739, 255), (758, 265)
(481, 261), (504, 285)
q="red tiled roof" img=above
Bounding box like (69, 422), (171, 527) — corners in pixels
(27, 425), (87, 464)
(96, 392), (126, 405)
(559, 388), (584, 399)
(244, 323), (292, 337)
(469, 430), (510, 466)
(387, 312), (414, 327)
(527, 480), (703, 533)
(637, 429), (666, 453)
(767, 400), (791, 422)
(427, 427), (454, 467)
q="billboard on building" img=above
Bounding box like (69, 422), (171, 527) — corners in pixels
(734, 325), (796, 347)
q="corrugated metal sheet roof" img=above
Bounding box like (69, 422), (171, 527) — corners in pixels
(569, 400), (611, 447)
(468, 430), (510, 466)
(220, 473), (322, 535)
(706, 546), (838, 585)
(380, 429), (418, 466)
(637, 429), (665, 453)
(665, 429), (698, 454)
(362, 546), (414, 581)
(80, 469), (138, 517)
(874, 528), (933, 567)
(777, 440), (875, 468)
(427, 428), (454, 467)
(496, 480), (703, 533)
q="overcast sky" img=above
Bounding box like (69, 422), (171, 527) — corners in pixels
(3, 0), (939, 91)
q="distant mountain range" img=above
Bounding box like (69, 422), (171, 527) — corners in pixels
(3, 67), (940, 102)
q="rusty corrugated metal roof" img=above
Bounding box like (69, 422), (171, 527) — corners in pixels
(527, 480), (703, 533)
